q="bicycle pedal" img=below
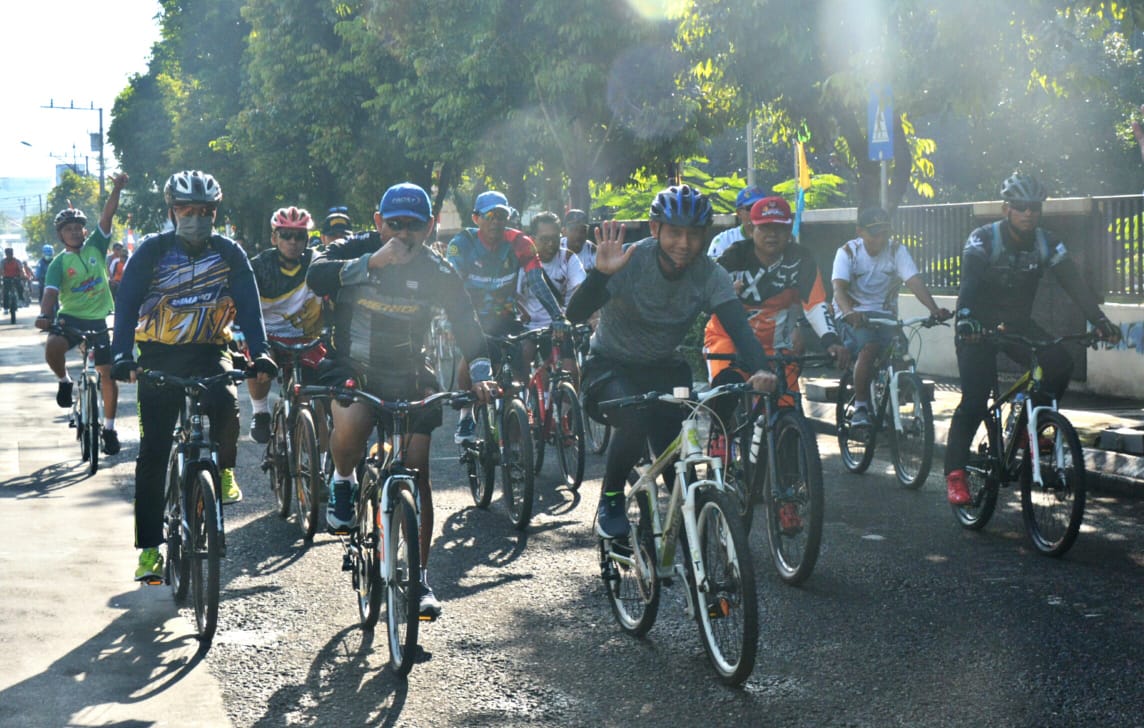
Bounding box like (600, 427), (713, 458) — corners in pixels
(143, 577), (164, 586)
(341, 554), (354, 571)
(418, 614), (438, 623)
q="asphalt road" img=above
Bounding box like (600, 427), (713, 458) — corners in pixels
(2, 318), (1143, 727)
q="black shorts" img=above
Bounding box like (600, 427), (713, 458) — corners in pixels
(318, 359), (442, 435)
(581, 354), (692, 428)
(55, 315), (112, 366)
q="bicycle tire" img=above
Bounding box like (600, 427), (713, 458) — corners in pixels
(889, 373), (934, 489)
(189, 469), (221, 648)
(164, 446), (189, 603)
(434, 329), (456, 391)
(763, 411), (824, 585)
(502, 398), (535, 530)
(717, 396), (756, 531)
(86, 376), (101, 474)
(269, 403), (291, 518)
(836, 370), (876, 474)
(386, 486), (421, 677)
(554, 381), (586, 491)
(356, 467), (383, 629)
(953, 417), (1000, 530)
(602, 487), (659, 636)
(689, 488), (758, 686)
(75, 380), (88, 461)
(1020, 410), (1086, 557)
(527, 383), (546, 474)
(468, 404), (496, 507)
(583, 389), (611, 454)
(293, 408), (322, 542)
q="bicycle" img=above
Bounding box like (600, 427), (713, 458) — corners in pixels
(707, 351), (831, 585)
(458, 334), (534, 529)
(261, 338), (327, 541)
(3, 279), (19, 324)
(835, 314), (947, 489)
(519, 325), (586, 491)
(299, 384), (471, 676)
(146, 367), (250, 649)
(53, 324), (108, 475)
(952, 330), (1097, 557)
(597, 383), (758, 686)
(572, 324), (610, 454)
(427, 311), (457, 391)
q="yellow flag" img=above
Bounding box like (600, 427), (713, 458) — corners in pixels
(796, 141), (812, 191)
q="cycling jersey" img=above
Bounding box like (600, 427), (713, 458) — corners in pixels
(111, 231), (268, 360)
(2, 258), (23, 278)
(446, 227), (561, 335)
(44, 228), (115, 319)
(518, 248), (586, 329)
(249, 247), (323, 340)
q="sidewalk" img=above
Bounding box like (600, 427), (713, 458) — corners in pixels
(800, 370), (1144, 498)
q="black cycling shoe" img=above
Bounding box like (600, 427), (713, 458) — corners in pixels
(56, 381), (74, 408)
(250, 412), (271, 444)
(101, 429), (121, 456)
(596, 491), (629, 540)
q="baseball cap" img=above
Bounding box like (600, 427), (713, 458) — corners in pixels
(857, 206), (892, 231)
(474, 190), (511, 216)
(735, 185), (767, 210)
(563, 209), (589, 226)
(750, 196), (793, 226)
(379, 183), (432, 222)
(322, 206), (352, 236)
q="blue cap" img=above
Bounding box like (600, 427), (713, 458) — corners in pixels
(735, 185), (767, 210)
(379, 183), (431, 222)
(474, 190), (511, 216)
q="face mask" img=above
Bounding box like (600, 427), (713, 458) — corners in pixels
(176, 215), (214, 244)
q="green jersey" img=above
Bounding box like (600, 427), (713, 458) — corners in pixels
(45, 228), (114, 319)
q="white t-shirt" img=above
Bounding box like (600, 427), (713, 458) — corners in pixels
(518, 249), (586, 329)
(561, 238), (596, 272)
(707, 226), (747, 259)
(831, 237), (919, 317)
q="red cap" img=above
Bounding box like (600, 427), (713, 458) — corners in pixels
(750, 196), (793, 225)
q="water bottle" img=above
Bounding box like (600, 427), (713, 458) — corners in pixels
(1004, 392), (1026, 443)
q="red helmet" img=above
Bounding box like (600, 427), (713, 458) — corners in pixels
(270, 206), (313, 230)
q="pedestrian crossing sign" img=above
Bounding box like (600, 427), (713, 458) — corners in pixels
(868, 84), (894, 161)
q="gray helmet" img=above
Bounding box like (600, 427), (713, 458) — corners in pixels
(53, 208), (88, 230)
(649, 184), (712, 227)
(163, 170), (223, 207)
(1000, 173), (1047, 203)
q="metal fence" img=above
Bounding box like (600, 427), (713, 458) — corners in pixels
(1096, 195), (1144, 300)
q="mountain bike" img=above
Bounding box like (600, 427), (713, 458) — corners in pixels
(707, 351), (831, 585)
(835, 314), (947, 488)
(147, 367), (250, 649)
(520, 325), (586, 491)
(300, 384), (471, 676)
(597, 383), (758, 686)
(54, 324), (108, 475)
(952, 330), (1097, 557)
(572, 324), (610, 454)
(3, 279), (19, 324)
(262, 338), (327, 541)
(427, 311), (457, 391)
(458, 334), (534, 529)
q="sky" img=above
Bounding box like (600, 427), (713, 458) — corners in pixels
(0, 1), (161, 183)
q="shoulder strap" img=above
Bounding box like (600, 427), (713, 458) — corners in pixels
(989, 221), (1004, 264)
(1034, 228), (1052, 264)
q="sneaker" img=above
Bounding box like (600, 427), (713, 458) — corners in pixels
(946, 469), (971, 505)
(327, 478), (356, 532)
(101, 428), (121, 456)
(250, 412), (271, 444)
(56, 380), (73, 408)
(454, 415), (476, 444)
(596, 491), (629, 539)
(850, 406), (871, 428)
(134, 547), (164, 582)
(419, 580), (442, 620)
(778, 502), (802, 535)
(708, 433), (727, 460)
(220, 468), (243, 504)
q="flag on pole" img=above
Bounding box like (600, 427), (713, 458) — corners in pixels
(793, 139), (812, 240)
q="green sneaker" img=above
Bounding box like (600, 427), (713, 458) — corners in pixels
(135, 547), (164, 582)
(221, 468), (243, 504)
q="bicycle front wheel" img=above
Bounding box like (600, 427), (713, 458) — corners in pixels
(293, 408), (322, 542)
(836, 370), (876, 473)
(583, 389), (611, 454)
(889, 373), (934, 489)
(527, 384), (546, 474)
(356, 469), (383, 629)
(85, 378), (101, 475)
(690, 488), (758, 686)
(501, 399), (535, 530)
(188, 470), (221, 648)
(953, 418), (999, 530)
(763, 411), (824, 585)
(268, 403), (291, 518)
(385, 486), (422, 677)
(164, 447), (189, 602)
(602, 487), (659, 636)
(468, 404), (496, 508)
(1020, 411), (1086, 557)
(554, 381), (586, 491)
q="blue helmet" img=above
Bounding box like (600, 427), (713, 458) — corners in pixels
(649, 184), (712, 227)
(42, 245), (54, 258)
(734, 185), (767, 210)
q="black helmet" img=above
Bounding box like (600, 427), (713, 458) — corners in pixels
(1000, 173), (1047, 204)
(649, 184), (712, 227)
(54, 208), (88, 230)
(163, 170), (223, 207)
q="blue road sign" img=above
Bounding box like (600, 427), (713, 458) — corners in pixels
(868, 85), (894, 161)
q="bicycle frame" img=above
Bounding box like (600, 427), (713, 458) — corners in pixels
(863, 315), (940, 435)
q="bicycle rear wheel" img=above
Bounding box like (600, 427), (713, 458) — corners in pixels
(953, 418), (999, 530)
(527, 384), (546, 474)
(356, 468), (383, 629)
(268, 403), (291, 518)
(164, 446), (189, 602)
(690, 488), (758, 686)
(554, 381), (586, 491)
(292, 408), (322, 541)
(502, 399), (535, 530)
(836, 370), (876, 473)
(188, 469), (221, 648)
(85, 378), (101, 475)
(385, 486), (421, 676)
(716, 396), (755, 530)
(1020, 411), (1086, 557)
(763, 411), (824, 585)
(889, 372), (934, 489)
(601, 487), (659, 636)
(467, 404), (496, 507)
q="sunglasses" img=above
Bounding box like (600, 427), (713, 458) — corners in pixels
(384, 218), (429, 232)
(276, 230), (308, 242)
(480, 209), (509, 222)
(1008, 201), (1042, 213)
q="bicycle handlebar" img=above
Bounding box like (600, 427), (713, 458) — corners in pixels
(864, 313), (949, 330)
(268, 338), (324, 354)
(141, 368), (250, 390)
(47, 323), (114, 346)
(297, 385), (476, 413)
(983, 330), (1098, 350)
(703, 351), (835, 368)
(598, 381), (756, 413)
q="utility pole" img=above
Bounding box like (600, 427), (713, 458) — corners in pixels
(41, 100), (105, 203)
